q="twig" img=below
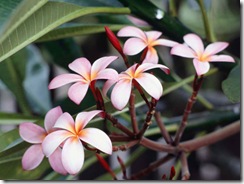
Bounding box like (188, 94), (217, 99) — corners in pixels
(154, 112), (173, 144)
(180, 152), (190, 180)
(137, 98), (157, 138)
(174, 74), (204, 145)
(129, 93), (139, 134)
(105, 112), (135, 138)
(130, 154), (174, 179)
(133, 79), (151, 108)
(109, 134), (132, 142)
(179, 120), (240, 152)
(117, 156), (128, 179)
(113, 140), (138, 152)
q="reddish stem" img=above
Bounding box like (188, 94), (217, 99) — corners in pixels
(129, 93), (139, 134)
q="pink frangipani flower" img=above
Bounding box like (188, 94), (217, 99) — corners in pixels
(42, 110), (112, 175)
(19, 106), (67, 175)
(170, 33), (235, 76)
(117, 26), (178, 64)
(103, 63), (170, 110)
(49, 56), (118, 105)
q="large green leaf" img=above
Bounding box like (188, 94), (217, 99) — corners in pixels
(222, 64), (240, 103)
(0, 1), (130, 62)
(36, 23), (129, 42)
(0, 112), (41, 125)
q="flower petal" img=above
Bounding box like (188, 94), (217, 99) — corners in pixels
(135, 73), (162, 100)
(183, 34), (204, 55)
(49, 147), (68, 175)
(68, 82), (89, 105)
(117, 26), (147, 41)
(142, 47), (158, 64)
(22, 145), (44, 170)
(204, 42), (229, 56)
(54, 112), (75, 133)
(19, 122), (46, 143)
(94, 68), (118, 81)
(102, 79), (117, 97)
(75, 110), (102, 132)
(170, 44), (196, 58)
(44, 106), (63, 133)
(152, 38), (178, 47)
(209, 55), (235, 63)
(68, 58), (91, 80)
(79, 128), (112, 154)
(62, 137), (84, 175)
(193, 58), (210, 76)
(145, 31), (162, 42)
(91, 56), (118, 76)
(111, 79), (132, 110)
(42, 130), (73, 157)
(123, 38), (147, 55)
(135, 63), (170, 75)
(48, 74), (84, 89)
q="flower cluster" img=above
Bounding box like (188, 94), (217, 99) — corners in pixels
(19, 25), (234, 176)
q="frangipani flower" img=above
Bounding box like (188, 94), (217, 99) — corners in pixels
(170, 33), (235, 76)
(42, 110), (112, 175)
(117, 26), (178, 64)
(103, 63), (170, 110)
(19, 106), (67, 175)
(49, 56), (118, 105)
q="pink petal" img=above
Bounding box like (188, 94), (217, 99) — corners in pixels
(193, 58), (210, 76)
(22, 144), (44, 170)
(145, 31), (162, 42)
(44, 106), (63, 133)
(123, 38), (147, 55)
(91, 56), (118, 75)
(152, 38), (178, 47)
(209, 55), (235, 63)
(42, 130), (73, 157)
(54, 112), (75, 133)
(79, 128), (112, 154)
(62, 137), (84, 175)
(142, 47), (158, 64)
(19, 122), (46, 144)
(111, 79), (132, 110)
(135, 73), (162, 100)
(48, 74), (84, 89)
(102, 79), (117, 96)
(203, 42), (229, 56)
(135, 63), (170, 75)
(49, 147), (68, 175)
(183, 34), (204, 55)
(75, 110), (102, 132)
(68, 82), (89, 105)
(68, 57), (91, 80)
(170, 44), (196, 58)
(117, 26), (147, 41)
(94, 68), (118, 81)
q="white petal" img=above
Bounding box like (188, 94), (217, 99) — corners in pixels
(193, 58), (210, 76)
(203, 42), (229, 56)
(42, 130), (73, 157)
(135, 73), (163, 100)
(117, 26), (147, 41)
(123, 38), (147, 55)
(209, 55), (235, 63)
(79, 128), (112, 154)
(68, 82), (89, 105)
(183, 33), (204, 55)
(44, 106), (63, 133)
(48, 74), (84, 89)
(22, 145), (44, 170)
(111, 79), (132, 110)
(54, 112), (75, 133)
(68, 57), (91, 80)
(91, 56), (118, 76)
(49, 148), (68, 175)
(170, 44), (196, 58)
(62, 137), (84, 175)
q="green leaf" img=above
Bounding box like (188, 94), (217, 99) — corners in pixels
(0, 112), (41, 125)
(0, 1), (130, 62)
(222, 64), (240, 103)
(37, 23), (129, 42)
(0, 48), (31, 114)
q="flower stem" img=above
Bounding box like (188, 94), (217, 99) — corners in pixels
(154, 112), (173, 144)
(197, 0), (216, 42)
(129, 93), (139, 133)
(173, 74), (204, 145)
(180, 152), (190, 180)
